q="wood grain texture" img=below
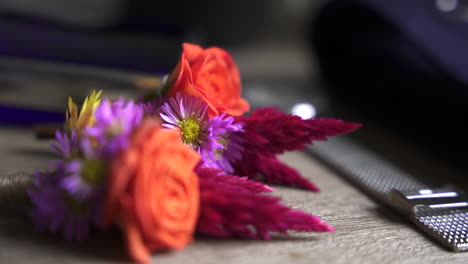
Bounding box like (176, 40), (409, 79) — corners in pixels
(1, 127), (468, 263)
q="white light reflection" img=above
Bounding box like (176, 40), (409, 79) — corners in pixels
(291, 103), (316, 119)
(419, 189), (434, 195)
(436, 0), (458, 12)
(407, 192), (458, 200)
(430, 202), (468, 209)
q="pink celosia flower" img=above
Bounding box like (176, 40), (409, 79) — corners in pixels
(196, 167), (274, 193)
(232, 107), (361, 190)
(195, 167), (334, 239)
(234, 154), (320, 191)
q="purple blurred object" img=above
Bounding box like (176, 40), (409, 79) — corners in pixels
(0, 17), (180, 74)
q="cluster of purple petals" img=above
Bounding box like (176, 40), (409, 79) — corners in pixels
(157, 93), (244, 173)
(28, 164), (103, 241)
(83, 98), (143, 159)
(51, 130), (78, 158)
(28, 98), (144, 241)
(28, 170), (92, 241)
(201, 114), (244, 173)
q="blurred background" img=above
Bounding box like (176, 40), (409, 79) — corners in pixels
(1, 0), (467, 175)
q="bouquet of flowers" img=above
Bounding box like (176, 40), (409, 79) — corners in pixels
(27, 43), (361, 263)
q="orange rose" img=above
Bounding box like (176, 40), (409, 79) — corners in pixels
(166, 43), (250, 117)
(103, 120), (200, 264)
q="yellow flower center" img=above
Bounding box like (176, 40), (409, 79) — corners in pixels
(214, 136), (229, 159)
(106, 121), (123, 138)
(179, 118), (203, 147)
(81, 159), (105, 186)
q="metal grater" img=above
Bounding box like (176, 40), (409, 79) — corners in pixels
(309, 136), (468, 251)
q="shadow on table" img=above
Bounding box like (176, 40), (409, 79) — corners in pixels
(0, 211), (132, 263)
(197, 233), (322, 243)
(366, 206), (451, 252)
(1, 208), (327, 262)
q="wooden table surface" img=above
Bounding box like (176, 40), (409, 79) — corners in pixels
(1, 125), (468, 264)
(2, 58), (468, 263)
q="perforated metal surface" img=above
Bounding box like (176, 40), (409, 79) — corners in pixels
(414, 207), (468, 251)
(309, 137), (468, 252)
(309, 137), (428, 200)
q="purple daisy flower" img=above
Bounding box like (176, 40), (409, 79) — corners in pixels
(84, 98), (143, 158)
(46, 127), (105, 201)
(51, 130), (78, 158)
(48, 130), (86, 198)
(59, 158), (106, 201)
(28, 170), (102, 241)
(160, 93), (244, 173)
(160, 93), (211, 148)
(201, 114), (244, 173)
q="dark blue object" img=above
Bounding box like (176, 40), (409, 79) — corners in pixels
(0, 104), (64, 127)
